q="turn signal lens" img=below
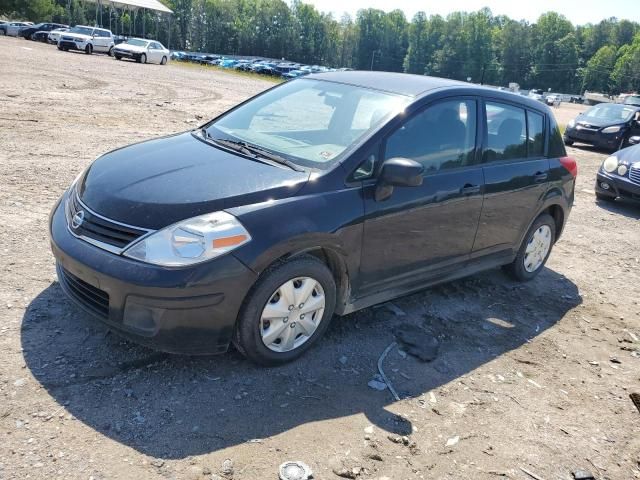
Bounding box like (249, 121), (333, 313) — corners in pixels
(213, 234), (248, 248)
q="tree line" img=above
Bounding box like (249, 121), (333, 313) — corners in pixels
(3, 0), (640, 94)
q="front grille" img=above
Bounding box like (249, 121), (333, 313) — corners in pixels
(62, 36), (73, 41)
(59, 266), (109, 319)
(629, 164), (640, 185)
(66, 188), (150, 252)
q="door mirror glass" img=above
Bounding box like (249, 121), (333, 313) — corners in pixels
(375, 157), (424, 201)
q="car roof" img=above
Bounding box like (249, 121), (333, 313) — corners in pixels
(306, 71), (550, 110)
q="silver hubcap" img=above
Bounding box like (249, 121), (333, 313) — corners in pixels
(524, 225), (552, 273)
(260, 277), (325, 353)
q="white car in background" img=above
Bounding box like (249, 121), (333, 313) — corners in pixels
(113, 38), (170, 65)
(57, 25), (114, 55)
(3, 21), (32, 36)
(48, 27), (70, 44)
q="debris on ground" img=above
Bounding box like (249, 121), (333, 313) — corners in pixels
(446, 436), (459, 447)
(367, 374), (387, 391)
(330, 458), (366, 479)
(384, 302), (406, 316)
(630, 393), (640, 413)
(220, 458), (234, 477)
(377, 342), (400, 400)
(393, 324), (439, 362)
(278, 461), (313, 480)
(520, 466), (547, 480)
(572, 469), (595, 480)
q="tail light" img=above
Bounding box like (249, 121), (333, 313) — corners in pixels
(559, 156), (577, 178)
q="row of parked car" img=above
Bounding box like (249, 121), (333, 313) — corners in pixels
(1, 20), (171, 65)
(171, 51), (348, 79)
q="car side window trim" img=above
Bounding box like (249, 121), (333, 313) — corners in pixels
(378, 95), (481, 176)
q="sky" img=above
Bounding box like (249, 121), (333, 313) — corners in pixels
(305, 0), (640, 25)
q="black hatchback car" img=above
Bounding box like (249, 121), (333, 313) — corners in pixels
(564, 102), (640, 151)
(50, 72), (577, 365)
(19, 22), (67, 40)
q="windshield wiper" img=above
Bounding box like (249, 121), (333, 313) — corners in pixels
(201, 129), (304, 172)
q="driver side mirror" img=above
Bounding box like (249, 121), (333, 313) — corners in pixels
(375, 157), (424, 202)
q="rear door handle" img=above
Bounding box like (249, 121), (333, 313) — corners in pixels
(461, 184), (481, 195)
(534, 172), (548, 183)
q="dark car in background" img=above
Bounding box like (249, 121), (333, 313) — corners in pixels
(19, 22), (67, 40)
(564, 103), (640, 151)
(595, 141), (640, 203)
(49, 72), (576, 365)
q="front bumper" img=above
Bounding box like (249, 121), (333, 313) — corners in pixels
(595, 170), (640, 202)
(564, 128), (623, 150)
(113, 49), (139, 59)
(59, 40), (87, 51)
(49, 191), (258, 354)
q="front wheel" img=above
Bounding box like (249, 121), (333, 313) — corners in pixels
(85, 44), (92, 55)
(504, 213), (556, 281)
(596, 192), (615, 202)
(563, 139), (574, 146)
(234, 256), (336, 366)
(115, 55), (122, 60)
(138, 53), (146, 64)
(108, 46), (114, 57)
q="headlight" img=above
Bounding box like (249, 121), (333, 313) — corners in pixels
(123, 211), (251, 266)
(603, 156), (619, 173)
(567, 119), (575, 128)
(617, 164), (628, 176)
(602, 126), (621, 134)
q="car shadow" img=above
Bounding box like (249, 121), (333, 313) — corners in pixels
(21, 267), (581, 459)
(596, 197), (640, 219)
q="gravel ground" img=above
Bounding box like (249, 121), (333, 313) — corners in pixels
(1, 37), (639, 480)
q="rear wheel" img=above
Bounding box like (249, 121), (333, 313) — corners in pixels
(234, 255), (336, 366)
(108, 46), (114, 57)
(160, 56), (167, 65)
(85, 44), (92, 55)
(504, 213), (556, 282)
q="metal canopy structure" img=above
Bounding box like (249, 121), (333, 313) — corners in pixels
(81, 0), (173, 47)
(85, 0), (172, 14)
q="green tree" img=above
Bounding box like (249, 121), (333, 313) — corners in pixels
(582, 45), (617, 92)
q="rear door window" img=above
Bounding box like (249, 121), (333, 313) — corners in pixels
(527, 110), (545, 158)
(484, 101), (527, 161)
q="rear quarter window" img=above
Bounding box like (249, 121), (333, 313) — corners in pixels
(547, 115), (566, 158)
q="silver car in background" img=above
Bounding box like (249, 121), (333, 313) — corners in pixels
(2, 21), (32, 36)
(113, 38), (170, 64)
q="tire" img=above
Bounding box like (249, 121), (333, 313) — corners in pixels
(596, 192), (615, 202)
(57, 44), (63, 51)
(161, 56), (167, 65)
(234, 255), (337, 366)
(139, 53), (146, 64)
(504, 213), (556, 282)
(85, 44), (92, 55)
(115, 55), (122, 60)
(616, 135), (629, 151)
(564, 139), (574, 146)
(108, 46), (114, 57)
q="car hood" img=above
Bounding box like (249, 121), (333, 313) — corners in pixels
(115, 44), (146, 53)
(615, 143), (640, 163)
(575, 117), (623, 129)
(63, 32), (91, 41)
(77, 132), (310, 229)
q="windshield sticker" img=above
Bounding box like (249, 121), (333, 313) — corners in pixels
(319, 151), (334, 159)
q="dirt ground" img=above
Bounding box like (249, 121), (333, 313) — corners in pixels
(1, 36), (639, 480)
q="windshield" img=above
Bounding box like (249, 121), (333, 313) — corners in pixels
(205, 79), (410, 169)
(583, 104), (636, 123)
(624, 95), (640, 106)
(69, 26), (93, 35)
(126, 38), (149, 47)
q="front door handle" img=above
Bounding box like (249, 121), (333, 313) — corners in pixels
(534, 172), (548, 182)
(461, 183), (481, 195)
